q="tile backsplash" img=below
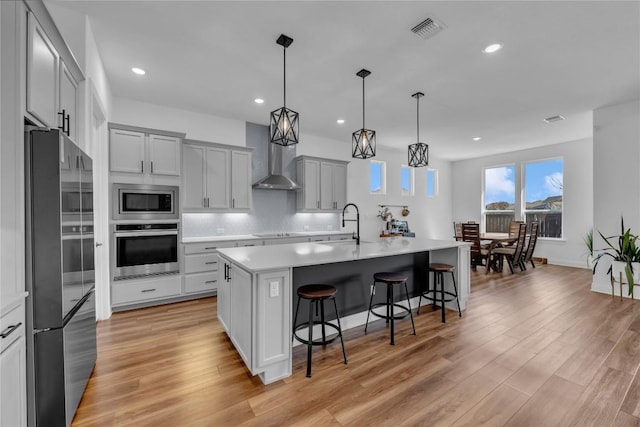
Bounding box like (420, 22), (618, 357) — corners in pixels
(182, 190), (340, 237)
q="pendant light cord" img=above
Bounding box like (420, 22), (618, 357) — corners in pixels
(362, 76), (365, 130)
(283, 46), (286, 108)
(416, 95), (419, 143)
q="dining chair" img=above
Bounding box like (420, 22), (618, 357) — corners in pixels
(493, 222), (527, 273)
(461, 222), (489, 272)
(509, 220), (525, 238)
(521, 222), (539, 269)
(453, 222), (463, 241)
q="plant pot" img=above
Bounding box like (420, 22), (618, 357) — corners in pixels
(611, 261), (640, 284)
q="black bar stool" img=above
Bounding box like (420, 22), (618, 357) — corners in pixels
(365, 272), (416, 345)
(418, 263), (462, 323)
(292, 284), (347, 378)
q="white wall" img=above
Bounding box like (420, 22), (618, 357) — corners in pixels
(110, 98), (246, 146)
(452, 137), (594, 268)
(592, 99), (640, 296)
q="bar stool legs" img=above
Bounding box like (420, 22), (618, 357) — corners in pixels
(418, 263), (462, 323)
(365, 272), (416, 345)
(292, 284), (347, 378)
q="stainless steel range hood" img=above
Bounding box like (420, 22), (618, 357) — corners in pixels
(252, 143), (300, 190)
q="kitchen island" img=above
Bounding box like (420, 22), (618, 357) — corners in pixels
(216, 237), (470, 384)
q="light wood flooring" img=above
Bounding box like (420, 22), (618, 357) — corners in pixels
(73, 265), (640, 426)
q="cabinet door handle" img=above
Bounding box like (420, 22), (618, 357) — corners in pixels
(64, 114), (70, 136)
(204, 247), (217, 250)
(96, 242), (103, 247)
(205, 280), (217, 284)
(58, 109), (66, 132)
(141, 288), (156, 293)
(0, 322), (22, 339)
(205, 261), (216, 265)
(232, 198), (235, 209)
(151, 161), (154, 174)
(141, 160), (144, 173)
(317, 201), (320, 209)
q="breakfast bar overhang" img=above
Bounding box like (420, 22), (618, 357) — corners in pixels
(216, 238), (471, 384)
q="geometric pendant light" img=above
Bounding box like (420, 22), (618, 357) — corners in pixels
(270, 34), (299, 146)
(408, 91), (429, 167)
(352, 68), (376, 159)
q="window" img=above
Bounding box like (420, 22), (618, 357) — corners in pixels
(483, 165), (515, 233)
(524, 158), (563, 238)
(426, 169), (438, 197)
(369, 160), (386, 195)
(400, 166), (414, 196)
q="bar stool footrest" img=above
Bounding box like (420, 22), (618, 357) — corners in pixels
(369, 302), (412, 320)
(420, 291), (459, 303)
(293, 321), (342, 346)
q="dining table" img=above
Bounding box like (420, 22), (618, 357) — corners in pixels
(480, 232), (517, 273)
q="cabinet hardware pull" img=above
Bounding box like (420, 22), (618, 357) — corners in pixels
(244, 244), (255, 247)
(64, 114), (70, 136)
(317, 201), (320, 208)
(204, 247), (217, 250)
(232, 198), (235, 208)
(58, 109), (66, 132)
(141, 160), (144, 173)
(205, 261), (216, 265)
(1, 322), (22, 339)
(205, 280), (216, 284)
(151, 161), (154, 174)
(141, 288), (156, 293)
(96, 242), (103, 247)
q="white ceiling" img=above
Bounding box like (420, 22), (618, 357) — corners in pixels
(47, 1), (640, 161)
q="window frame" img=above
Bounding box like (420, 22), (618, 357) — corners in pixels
(482, 163), (516, 234)
(521, 157), (564, 240)
(369, 160), (386, 195)
(400, 165), (414, 196)
(426, 168), (439, 198)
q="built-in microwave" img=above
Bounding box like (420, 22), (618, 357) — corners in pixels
(112, 183), (179, 220)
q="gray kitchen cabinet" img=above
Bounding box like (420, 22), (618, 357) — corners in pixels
(27, 12), (79, 141)
(0, 304), (27, 427)
(182, 140), (252, 212)
(182, 240), (235, 294)
(296, 156), (349, 212)
(110, 124), (182, 177)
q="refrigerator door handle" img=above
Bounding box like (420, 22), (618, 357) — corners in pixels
(62, 288), (95, 327)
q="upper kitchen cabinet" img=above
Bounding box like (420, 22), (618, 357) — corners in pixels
(26, 12), (81, 141)
(296, 156), (349, 212)
(182, 140), (252, 212)
(109, 123), (184, 181)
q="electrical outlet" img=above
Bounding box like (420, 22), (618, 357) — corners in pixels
(303, 225), (310, 231)
(269, 281), (279, 297)
(327, 224), (333, 230)
(216, 228), (225, 234)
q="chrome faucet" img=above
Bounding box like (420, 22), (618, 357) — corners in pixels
(341, 203), (360, 245)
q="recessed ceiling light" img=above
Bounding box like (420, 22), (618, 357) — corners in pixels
(483, 43), (503, 53)
(254, 98), (264, 104)
(473, 137), (482, 141)
(131, 67), (146, 75)
(336, 119), (345, 124)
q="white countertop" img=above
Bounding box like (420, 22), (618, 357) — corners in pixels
(217, 237), (470, 272)
(182, 230), (352, 243)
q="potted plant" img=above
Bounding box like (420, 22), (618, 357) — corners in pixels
(584, 229), (594, 267)
(593, 217), (640, 296)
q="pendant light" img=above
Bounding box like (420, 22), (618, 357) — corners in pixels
(352, 69), (376, 159)
(408, 91), (429, 167)
(270, 34), (299, 146)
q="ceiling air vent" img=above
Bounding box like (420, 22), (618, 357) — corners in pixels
(411, 16), (445, 40)
(543, 115), (565, 123)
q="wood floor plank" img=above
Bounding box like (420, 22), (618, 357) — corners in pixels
(71, 266), (640, 427)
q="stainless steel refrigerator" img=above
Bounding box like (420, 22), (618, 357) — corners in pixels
(25, 127), (97, 427)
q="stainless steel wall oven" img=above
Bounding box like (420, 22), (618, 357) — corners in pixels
(112, 223), (179, 280)
(112, 183), (178, 220)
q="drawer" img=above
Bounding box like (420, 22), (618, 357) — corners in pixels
(112, 275), (182, 306)
(183, 240), (235, 255)
(184, 272), (217, 294)
(1, 304), (25, 353)
(184, 253), (218, 273)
